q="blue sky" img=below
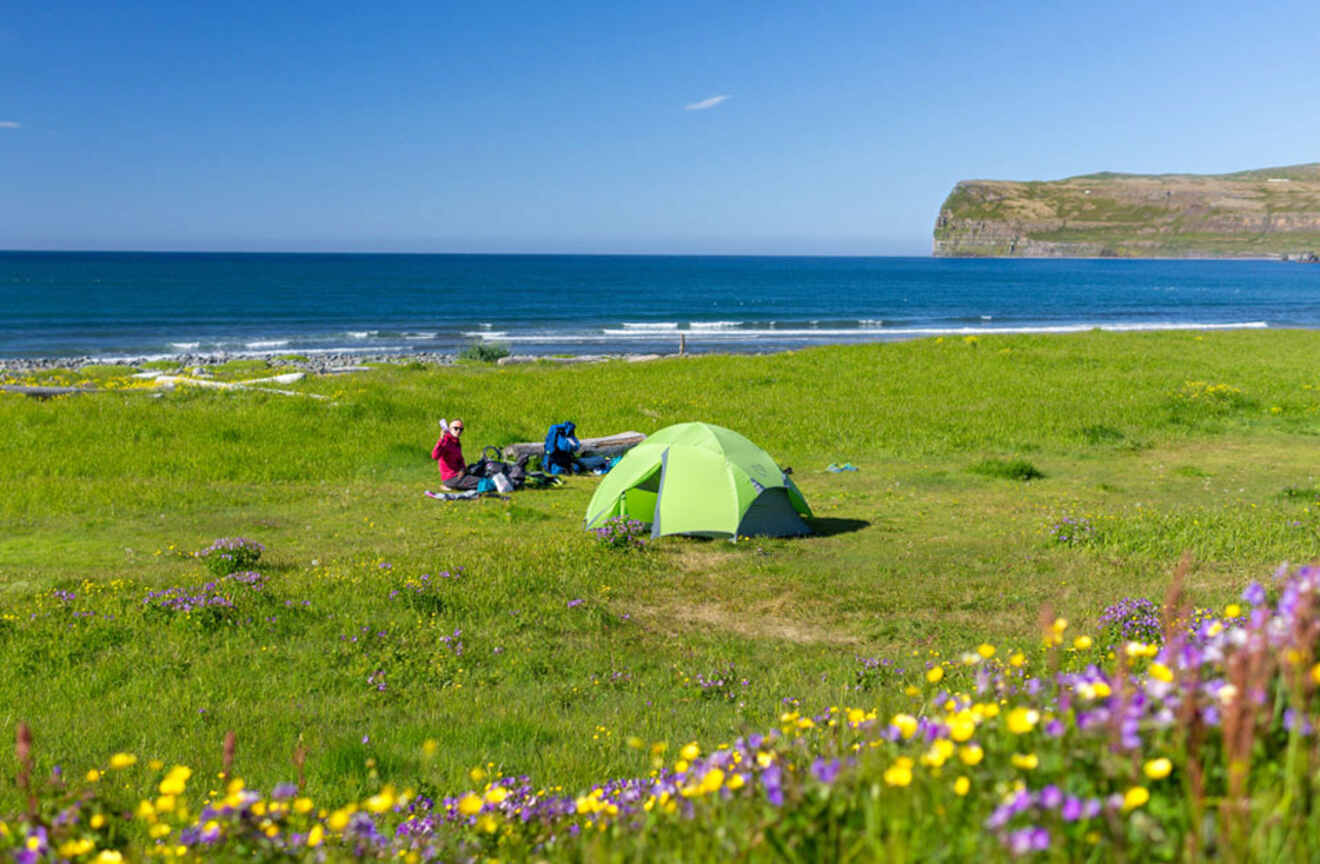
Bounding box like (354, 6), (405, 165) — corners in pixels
(2, 0), (1317, 254)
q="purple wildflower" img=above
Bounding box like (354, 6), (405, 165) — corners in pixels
(762, 762), (784, 806)
(810, 758), (842, 785)
(1242, 581), (1266, 606)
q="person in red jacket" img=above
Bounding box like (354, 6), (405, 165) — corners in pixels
(432, 418), (478, 490)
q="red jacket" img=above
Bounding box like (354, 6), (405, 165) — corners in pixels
(431, 433), (465, 480)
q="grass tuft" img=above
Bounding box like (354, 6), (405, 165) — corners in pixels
(459, 342), (511, 363)
(968, 457), (1045, 481)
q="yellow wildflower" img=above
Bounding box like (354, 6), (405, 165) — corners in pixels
(1073, 636), (1093, 650)
(458, 794), (483, 816)
(959, 744), (984, 766)
(921, 739), (955, 768)
(109, 753), (137, 770)
(680, 742), (700, 761)
(1006, 707), (1039, 734)
(926, 666), (945, 683)
(96, 852), (124, 864)
(883, 757), (913, 787)
(365, 789), (396, 814)
(948, 711), (976, 742)
(1009, 653), (1025, 668)
(1146, 662), (1173, 683)
(307, 825), (324, 848)
(953, 776), (970, 796)
(699, 768), (725, 794)
(726, 773), (745, 791)
(86, 769), (101, 783)
(1143, 758), (1172, 780)
(1011, 753), (1038, 770)
(327, 808), (353, 832)
(159, 776), (186, 796)
(977, 643), (996, 659)
(891, 714), (919, 739)
(1122, 786), (1150, 811)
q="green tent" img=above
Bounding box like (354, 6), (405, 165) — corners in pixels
(583, 422), (812, 539)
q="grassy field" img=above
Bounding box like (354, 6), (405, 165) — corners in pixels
(4, 330), (1320, 858)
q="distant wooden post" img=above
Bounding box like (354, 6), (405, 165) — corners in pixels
(679, 333), (686, 355)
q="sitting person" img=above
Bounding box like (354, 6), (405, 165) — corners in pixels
(431, 418), (479, 490)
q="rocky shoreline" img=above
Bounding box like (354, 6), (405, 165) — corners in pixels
(0, 350), (674, 376)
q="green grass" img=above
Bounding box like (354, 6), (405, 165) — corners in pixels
(4, 330), (1320, 810)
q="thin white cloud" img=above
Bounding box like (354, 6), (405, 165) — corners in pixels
(0, 121), (20, 128)
(684, 95), (730, 111)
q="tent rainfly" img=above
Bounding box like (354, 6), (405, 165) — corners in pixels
(583, 422), (812, 539)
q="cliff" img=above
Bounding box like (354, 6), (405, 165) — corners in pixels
(933, 163), (1320, 258)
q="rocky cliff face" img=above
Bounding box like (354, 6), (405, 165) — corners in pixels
(933, 164), (1320, 258)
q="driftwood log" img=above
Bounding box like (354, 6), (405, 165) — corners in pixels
(502, 431), (646, 462)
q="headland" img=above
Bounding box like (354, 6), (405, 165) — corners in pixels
(933, 162), (1320, 258)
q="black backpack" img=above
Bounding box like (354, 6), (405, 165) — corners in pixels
(468, 446), (530, 487)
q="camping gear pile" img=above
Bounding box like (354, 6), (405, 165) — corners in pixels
(583, 422), (812, 539)
(543, 422), (582, 474)
(428, 447), (563, 501)
(462, 446), (567, 493)
(542, 421), (615, 474)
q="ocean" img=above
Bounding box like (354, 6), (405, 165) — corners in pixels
(0, 252), (1317, 360)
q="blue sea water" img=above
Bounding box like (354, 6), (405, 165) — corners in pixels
(0, 252), (1317, 359)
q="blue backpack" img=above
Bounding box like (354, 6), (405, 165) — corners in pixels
(543, 421), (581, 474)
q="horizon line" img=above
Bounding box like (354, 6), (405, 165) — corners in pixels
(0, 248), (935, 259)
